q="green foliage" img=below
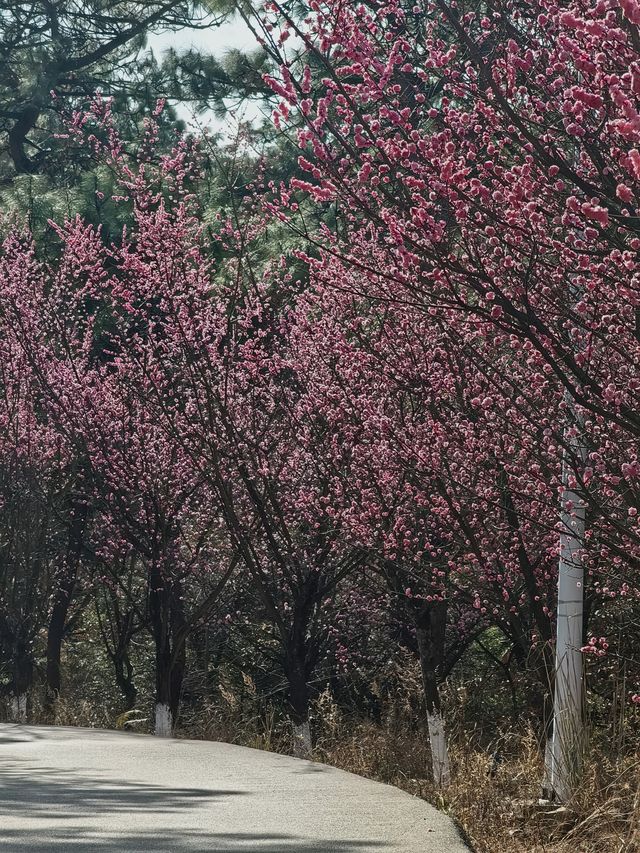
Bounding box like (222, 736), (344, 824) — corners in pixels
(0, 0), (279, 246)
(160, 45), (271, 118)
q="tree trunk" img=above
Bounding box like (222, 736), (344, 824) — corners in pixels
(292, 719), (312, 758)
(154, 700), (172, 737)
(149, 562), (185, 737)
(169, 583), (187, 725)
(45, 500), (87, 712)
(9, 646), (32, 723)
(45, 588), (73, 712)
(9, 692), (27, 723)
(113, 651), (137, 710)
(415, 600), (451, 788)
(150, 561), (172, 736)
(286, 651), (312, 759)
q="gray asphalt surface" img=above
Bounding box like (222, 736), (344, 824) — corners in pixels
(0, 723), (470, 852)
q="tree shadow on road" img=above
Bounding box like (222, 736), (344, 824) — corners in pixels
(0, 766), (393, 851)
(0, 762), (246, 819)
(0, 828), (390, 852)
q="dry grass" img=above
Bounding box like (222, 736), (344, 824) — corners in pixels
(6, 694), (116, 730)
(311, 692), (640, 853)
(326, 726), (640, 852)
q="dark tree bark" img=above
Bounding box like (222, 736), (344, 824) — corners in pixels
(113, 648), (138, 711)
(413, 598), (451, 786)
(284, 647), (311, 727)
(149, 561), (186, 735)
(413, 599), (448, 719)
(11, 639), (34, 720)
(45, 499), (88, 712)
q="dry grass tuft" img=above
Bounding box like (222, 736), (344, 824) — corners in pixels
(29, 695), (116, 730)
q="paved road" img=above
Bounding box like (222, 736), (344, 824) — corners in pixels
(0, 724), (469, 852)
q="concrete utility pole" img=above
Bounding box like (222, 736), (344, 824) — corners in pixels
(547, 404), (587, 802)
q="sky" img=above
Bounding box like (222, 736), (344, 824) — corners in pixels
(147, 16), (265, 134)
(148, 14), (256, 56)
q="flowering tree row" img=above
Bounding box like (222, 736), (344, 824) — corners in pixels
(1, 0), (639, 801)
(251, 0), (640, 794)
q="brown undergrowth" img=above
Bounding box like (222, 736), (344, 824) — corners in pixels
(314, 708), (639, 853)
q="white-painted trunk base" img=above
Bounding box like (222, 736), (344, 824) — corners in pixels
(542, 735), (554, 798)
(154, 702), (173, 737)
(292, 721), (312, 759)
(427, 711), (451, 787)
(10, 692), (27, 723)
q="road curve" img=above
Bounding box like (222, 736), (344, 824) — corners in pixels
(0, 723), (470, 852)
